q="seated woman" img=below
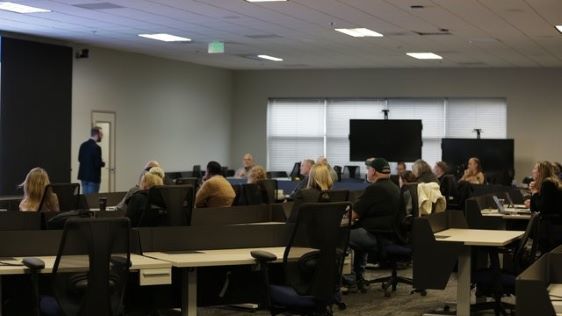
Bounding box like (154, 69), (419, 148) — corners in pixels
(288, 164), (334, 222)
(125, 172), (164, 227)
(116, 164), (165, 212)
(399, 171), (417, 216)
(459, 157), (485, 185)
(247, 165), (266, 184)
(528, 161), (562, 214)
(412, 159), (439, 183)
(19, 167), (60, 212)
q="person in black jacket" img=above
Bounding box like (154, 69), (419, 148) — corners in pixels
(529, 161), (562, 215)
(78, 127), (105, 194)
(349, 158), (400, 289)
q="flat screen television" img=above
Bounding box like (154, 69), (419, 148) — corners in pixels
(441, 138), (514, 184)
(349, 119), (422, 162)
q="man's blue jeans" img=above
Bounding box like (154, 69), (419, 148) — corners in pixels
(81, 181), (100, 194)
(349, 228), (390, 279)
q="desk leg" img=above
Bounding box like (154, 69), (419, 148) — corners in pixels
(181, 268), (197, 316)
(0, 276), (3, 316)
(457, 247), (471, 316)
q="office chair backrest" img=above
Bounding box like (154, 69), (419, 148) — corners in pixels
(403, 183), (419, 217)
(237, 183), (264, 206)
(322, 190), (349, 202)
(333, 166), (342, 182)
(147, 185), (194, 226)
(175, 177), (199, 193)
(513, 212), (540, 273)
(439, 174), (457, 200)
(257, 179), (278, 203)
(38, 183), (80, 212)
(289, 162), (301, 178)
(192, 165), (202, 178)
(52, 217), (130, 316)
(284, 202), (351, 302)
(266, 171), (288, 179)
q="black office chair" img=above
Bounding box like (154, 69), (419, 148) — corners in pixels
(325, 190), (349, 202)
(472, 213), (540, 315)
(24, 217), (131, 316)
(145, 185), (194, 226)
(174, 177), (199, 192)
(192, 165), (202, 179)
(236, 183), (264, 206)
(252, 202), (351, 315)
(257, 179), (278, 203)
(343, 166), (358, 179)
(364, 186), (418, 297)
(289, 162), (301, 179)
(38, 183), (80, 212)
(333, 166), (342, 182)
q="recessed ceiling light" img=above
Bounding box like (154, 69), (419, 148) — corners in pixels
(245, 0), (287, 2)
(0, 2), (50, 13)
(406, 52), (443, 60)
(138, 33), (191, 42)
(556, 25), (562, 34)
(257, 54), (283, 61)
(335, 28), (383, 38)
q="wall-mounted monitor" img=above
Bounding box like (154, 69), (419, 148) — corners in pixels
(349, 119), (422, 162)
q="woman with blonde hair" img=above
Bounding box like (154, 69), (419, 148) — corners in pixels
(19, 167), (59, 212)
(529, 161), (562, 214)
(307, 163), (334, 191)
(126, 172), (164, 226)
(247, 165), (267, 184)
(288, 164), (334, 222)
(459, 157), (485, 185)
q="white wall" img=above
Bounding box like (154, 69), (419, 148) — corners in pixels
(72, 47), (232, 191)
(231, 68), (562, 180)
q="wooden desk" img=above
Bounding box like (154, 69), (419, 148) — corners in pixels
(0, 254), (172, 316)
(434, 229), (524, 316)
(145, 246), (313, 316)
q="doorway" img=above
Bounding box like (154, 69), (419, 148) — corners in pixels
(91, 111), (116, 193)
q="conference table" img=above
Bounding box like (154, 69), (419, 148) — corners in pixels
(0, 253), (172, 315)
(433, 228), (524, 316)
(145, 246), (314, 316)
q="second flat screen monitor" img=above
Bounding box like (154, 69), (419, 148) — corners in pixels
(349, 119), (422, 162)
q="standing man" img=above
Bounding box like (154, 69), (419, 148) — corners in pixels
(78, 127), (105, 194)
(235, 153), (256, 178)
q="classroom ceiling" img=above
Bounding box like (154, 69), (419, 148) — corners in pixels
(0, 0), (561, 69)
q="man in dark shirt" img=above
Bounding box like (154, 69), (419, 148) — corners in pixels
(289, 159), (314, 198)
(350, 157), (400, 289)
(78, 127), (105, 194)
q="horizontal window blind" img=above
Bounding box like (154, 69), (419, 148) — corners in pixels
(267, 98), (507, 175)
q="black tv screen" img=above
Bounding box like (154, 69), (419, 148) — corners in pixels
(349, 119), (422, 162)
(441, 138), (514, 176)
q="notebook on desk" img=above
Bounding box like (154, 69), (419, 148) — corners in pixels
(493, 195), (531, 214)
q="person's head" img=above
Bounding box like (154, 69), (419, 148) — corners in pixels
(140, 172), (163, 190)
(144, 160), (160, 172)
(206, 161), (222, 177)
(148, 166), (165, 180)
(242, 153), (255, 168)
(533, 161), (562, 192)
(307, 164), (334, 191)
(551, 162), (561, 175)
(412, 159), (432, 178)
(399, 170), (416, 188)
(21, 167), (51, 202)
(396, 162), (407, 174)
(316, 156), (329, 165)
(468, 157), (482, 173)
(91, 126), (103, 143)
(434, 161), (449, 178)
(247, 165), (266, 184)
(300, 159), (315, 176)
(366, 158), (391, 182)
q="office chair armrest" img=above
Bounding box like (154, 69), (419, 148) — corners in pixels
(22, 257), (45, 271)
(251, 250), (277, 263)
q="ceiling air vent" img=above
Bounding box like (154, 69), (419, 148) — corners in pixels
(74, 2), (124, 10)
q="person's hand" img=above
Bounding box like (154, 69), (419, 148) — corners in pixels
(463, 169), (469, 176)
(524, 199), (531, 208)
(529, 181), (538, 193)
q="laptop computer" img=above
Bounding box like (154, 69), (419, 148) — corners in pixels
(493, 195), (530, 214)
(504, 192), (528, 209)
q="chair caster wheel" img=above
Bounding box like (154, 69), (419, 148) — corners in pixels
(420, 290), (427, 296)
(337, 302), (346, 310)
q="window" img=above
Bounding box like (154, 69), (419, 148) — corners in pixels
(267, 98), (507, 174)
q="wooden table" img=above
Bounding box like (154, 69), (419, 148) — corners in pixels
(434, 229), (524, 316)
(144, 246), (313, 316)
(0, 254), (172, 316)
